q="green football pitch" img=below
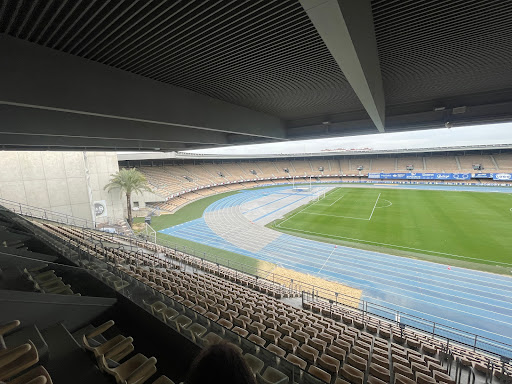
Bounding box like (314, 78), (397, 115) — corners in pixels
(271, 187), (512, 266)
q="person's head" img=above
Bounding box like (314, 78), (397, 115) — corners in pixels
(186, 342), (256, 384)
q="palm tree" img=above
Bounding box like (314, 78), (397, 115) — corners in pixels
(104, 168), (151, 226)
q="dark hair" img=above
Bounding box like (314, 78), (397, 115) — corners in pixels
(186, 342), (257, 384)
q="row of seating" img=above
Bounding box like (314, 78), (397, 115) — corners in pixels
(0, 320), (52, 384)
(306, 300), (511, 380)
(120, 263), (456, 384)
(40, 222), (296, 300)
(35, 221), (511, 383)
(22, 265), (79, 296)
(82, 319), (173, 384)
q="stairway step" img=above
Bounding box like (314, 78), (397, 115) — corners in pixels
(41, 323), (111, 384)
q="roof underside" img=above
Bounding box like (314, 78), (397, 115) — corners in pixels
(1, 0), (512, 150)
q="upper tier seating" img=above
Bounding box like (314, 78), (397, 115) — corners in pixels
(137, 153), (512, 213)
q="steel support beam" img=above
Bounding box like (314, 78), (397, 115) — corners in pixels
(300, 0), (386, 132)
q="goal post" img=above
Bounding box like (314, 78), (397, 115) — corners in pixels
(315, 191), (326, 201)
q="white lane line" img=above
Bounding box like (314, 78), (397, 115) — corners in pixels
(275, 225), (512, 267)
(318, 246), (337, 273)
(368, 193), (381, 221)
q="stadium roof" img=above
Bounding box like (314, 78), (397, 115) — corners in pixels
(1, 0), (512, 151)
(117, 144), (512, 162)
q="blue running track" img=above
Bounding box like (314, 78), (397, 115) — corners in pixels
(160, 184), (512, 354)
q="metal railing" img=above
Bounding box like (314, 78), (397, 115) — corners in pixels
(2, 198), (512, 362)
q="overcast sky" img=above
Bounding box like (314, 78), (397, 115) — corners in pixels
(187, 122), (512, 155)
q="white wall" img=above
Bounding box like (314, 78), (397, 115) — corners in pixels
(0, 151), (124, 224)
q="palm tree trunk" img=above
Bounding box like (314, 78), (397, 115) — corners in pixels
(126, 192), (132, 226)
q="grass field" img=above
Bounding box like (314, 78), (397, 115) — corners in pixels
(270, 187), (512, 266)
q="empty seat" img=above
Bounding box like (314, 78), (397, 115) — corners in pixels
(371, 356), (388, 372)
(297, 344), (319, 365)
(308, 337), (327, 354)
(308, 366), (331, 383)
(416, 372), (437, 384)
(8, 365), (53, 384)
(232, 327), (249, 338)
(395, 373), (416, 384)
(173, 315), (192, 330)
(277, 324), (294, 337)
(100, 354), (157, 384)
(316, 332), (334, 345)
(248, 322), (266, 336)
(285, 354), (307, 370)
(0, 341), (39, 381)
(367, 376), (387, 384)
(183, 323), (207, 342)
(421, 343), (437, 356)
(393, 363), (414, 380)
(218, 318), (233, 330)
(163, 308), (179, 323)
(266, 344), (286, 358)
(347, 353), (367, 371)
(82, 320), (133, 362)
(318, 354), (341, 376)
(244, 353), (264, 375)
(340, 364), (364, 384)
(261, 329), (281, 345)
(433, 371), (455, 384)
(278, 336), (299, 354)
(333, 338), (351, 354)
(352, 345), (369, 360)
(256, 366), (289, 384)
(248, 334), (266, 347)
(0, 320), (20, 348)
(411, 362), (431, 376)
(370, 362), (390, 382)
(292, 330), (309, 344)
(303, 326), (318, 338)
(326, 344), (346, 363)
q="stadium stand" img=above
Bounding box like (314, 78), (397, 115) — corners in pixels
(133, 152), (512, 212)
(494, 154), (512, 171)
(3, 198), (510, 384)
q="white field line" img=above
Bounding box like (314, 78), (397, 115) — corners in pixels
(375, 199), (393, 208)
(368, 193), (381, 221)
(318, 247), (337, 273)
(300, 212), (369, 221)
(277, 188), (331, 227)
(329, 194), (346, 206)
(275, 225), (512, 267)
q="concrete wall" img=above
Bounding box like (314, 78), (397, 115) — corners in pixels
(0, 151), (124, 225)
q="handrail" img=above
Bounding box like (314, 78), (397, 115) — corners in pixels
(3, 199), (512, 360)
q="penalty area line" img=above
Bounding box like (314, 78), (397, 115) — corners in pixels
(368, 193), (381, 221)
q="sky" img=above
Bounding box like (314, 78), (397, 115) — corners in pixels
(186, 122), (512, 155)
